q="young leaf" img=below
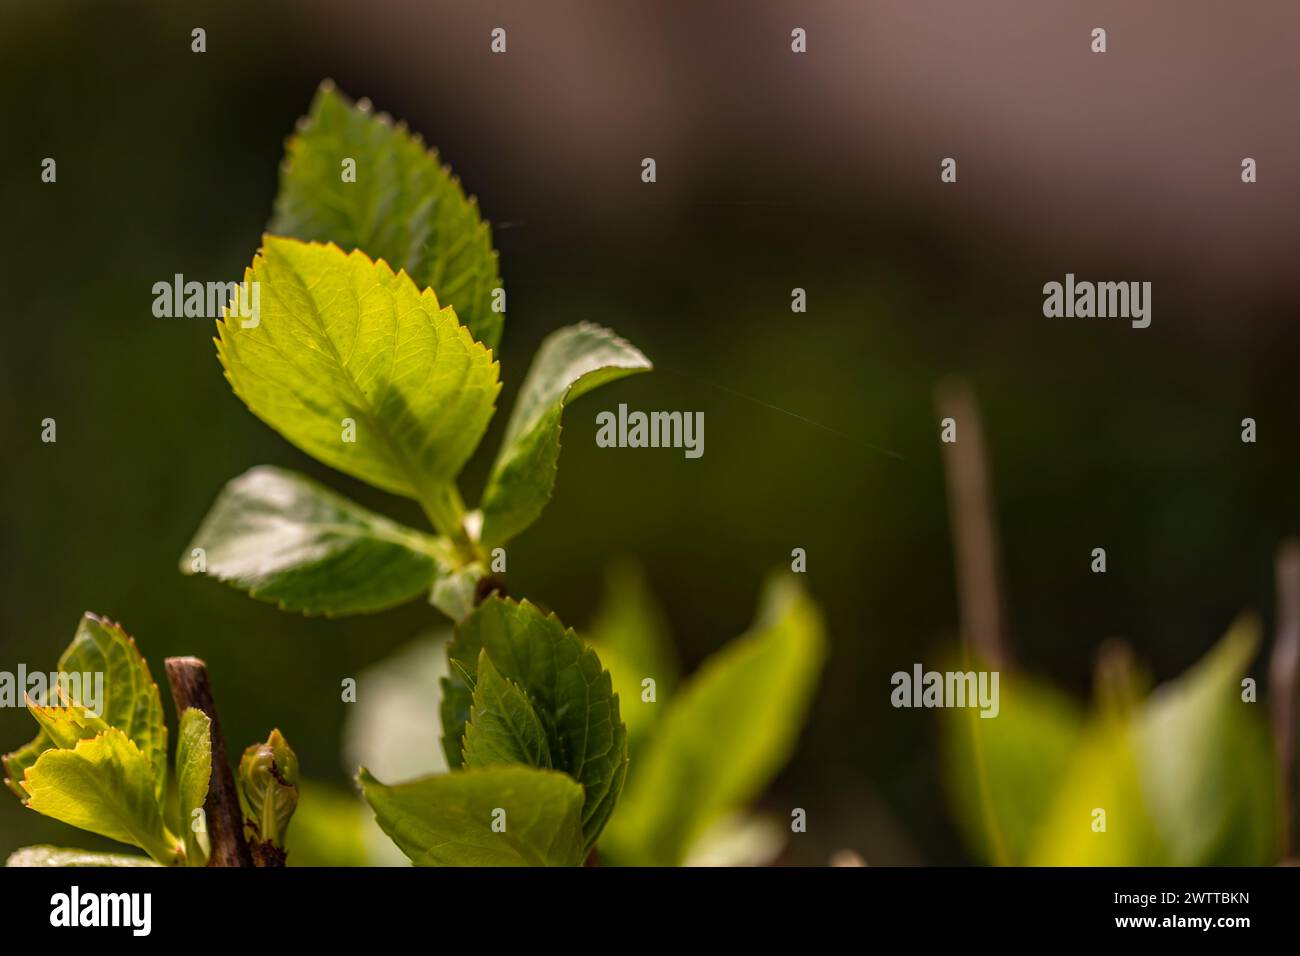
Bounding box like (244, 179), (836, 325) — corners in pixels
(26, 702), (111, 751)
(4, 614), (167, 804)
(240, 730), (301, 867)
(1134, 615), (1280, 865)
(601, 575), (826, 867)
(586, 561), (679, 747)
(23, 729), (180, 866)
(1025, 713), (1165, 865)
(462, 651), (553, 769)
(359, 765), (584, 866)
(941, 670), (1082, 865)
(183, 465), (455, 616)
(270, 82), (504, 351)
(479, 323), (651, 546)
(443, 598), (627, 850)
(215, 237), (500, 536)
(175, 708), (212, 867)
(6, 846), (162, 868)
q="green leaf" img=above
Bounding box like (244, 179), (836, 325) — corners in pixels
(6, 846), (162, 868)
(270, 82), (504, 351)
(359, 765), (585, 866)
(443, 598), (627, 850)
(586, 560), (679, 747)
(1134, 615), (1280, 865)
(23, 729), (180, 865)
(4, 614), (167, 805)
(941, 670), (1082, 864)
(175, 708), (212, 867)
(216, 237), (500, 536)
(1025, 713), (1165, 866)
(1022, 618), (1280, 866)
(463, 651), (553, 769)
(479, 323), (651, 546)
(602, 575), (826, 867)
(183, 465), (455, 616)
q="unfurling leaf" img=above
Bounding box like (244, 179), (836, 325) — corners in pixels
(271, 82), (504, 351)
(239, 729), (301, 862)
(442, 597), (627, 851)
(4, 614), (167, 805)
(359, 765), (584, 866)
(480, 323), (651, 546)
(462, 650), (553, 769)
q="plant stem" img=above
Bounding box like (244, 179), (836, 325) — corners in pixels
(419, 480), (469, 545)
(1270, 539), (1300, 857)
(164, 657), (254, 867)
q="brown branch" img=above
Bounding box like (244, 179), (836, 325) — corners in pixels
(164, 657), (253, 867)
(935, 379), (1012, 669)
(1270, 539), (1300, 857)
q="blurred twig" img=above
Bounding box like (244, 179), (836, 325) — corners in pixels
(936, 379), (1011, 669)
(1270, 539), (1300, 856)
(936, 379), (1012, 865)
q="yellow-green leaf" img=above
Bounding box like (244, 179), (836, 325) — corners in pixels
(4, 614), (167, 805)
(176, 708), (211, 866)
(1025, 713), (1165, 865)
(359, 765), (584, 866)
(586, 560), (678, 748)
(1134, 615), (1280, 865)
(602, 575), (826, 866)
(941, 670), (1082, 864)
(23, 729), (180, 865)
(270, 82), (504, 351)
(216, 237), (500, 535)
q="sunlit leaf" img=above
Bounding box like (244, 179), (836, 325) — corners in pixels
(271, 82), (504, 351)
(359, 765), (585, 866)
(479, 323), (650, 546)
(215, 237), (499, 535)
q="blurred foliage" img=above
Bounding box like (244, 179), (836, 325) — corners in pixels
(945, 617), (1282, 865)
(601, 574), (825, 866)
(1, 0), (1297, 863)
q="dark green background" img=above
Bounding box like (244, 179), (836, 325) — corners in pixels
(1, 1), (1296, 864)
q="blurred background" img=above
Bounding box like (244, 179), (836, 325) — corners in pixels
(1, 0), (1297, 864)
